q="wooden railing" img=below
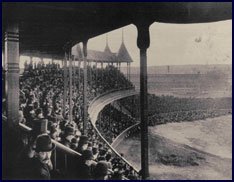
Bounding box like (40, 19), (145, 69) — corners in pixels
(88, 88), (140, 174)
(3, 116), (131, 179)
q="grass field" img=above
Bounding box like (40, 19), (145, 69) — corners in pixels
(115, 115), (232, 180)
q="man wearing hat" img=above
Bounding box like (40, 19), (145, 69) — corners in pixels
(29, 134), (55, 180)
(76, 135), (89, 154)
(61, 125), (75, 147)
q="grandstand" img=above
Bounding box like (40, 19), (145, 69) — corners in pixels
(2, 2), (231, 180)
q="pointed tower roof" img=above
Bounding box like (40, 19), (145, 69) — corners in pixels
(116, 28), (133, 63)
(116, 42), (133, 63)
(102, 33), (116, 62)
(104, 34), (112, 56)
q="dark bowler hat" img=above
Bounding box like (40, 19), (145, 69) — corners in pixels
(64, 125), (75, 136)
(34, 134), (55, 152)
(79, 135), (89, 144)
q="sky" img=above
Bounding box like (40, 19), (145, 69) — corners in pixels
(17, 20), (231, 68)
(87, 20), (232, 67)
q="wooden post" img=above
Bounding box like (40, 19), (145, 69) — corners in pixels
(89, 61), (92, 87)
(137, 23), (150, 179)
(5, 21), (19, 129)
(101, 62), (103, 84)
(78, 59), (81, 90)
(82, 40), (88, 135)
(69, 49), (73, 123)
(109, 104), (111, 128)
(63, 52), (68, 118)
(129, 63), (131, 82)
(116, 62), (119, 87)
(95, 61), (97, 84)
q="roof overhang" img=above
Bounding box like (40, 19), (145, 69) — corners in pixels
(2, 2), (232, 58)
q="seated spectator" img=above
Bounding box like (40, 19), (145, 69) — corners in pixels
(76, 135), (89, 154)
(61, 125), (75, 147)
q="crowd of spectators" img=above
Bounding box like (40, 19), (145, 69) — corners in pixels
(148, 108), (232, 126)
(4, 60), (231, 180)
(119, 94), (232, 121)
(10, 62), (138, 180)
(96, 105), (137, 143)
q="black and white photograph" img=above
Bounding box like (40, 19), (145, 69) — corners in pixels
(2, 2), (232, 180)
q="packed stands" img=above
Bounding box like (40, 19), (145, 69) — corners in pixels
(13, 62), (139, 180)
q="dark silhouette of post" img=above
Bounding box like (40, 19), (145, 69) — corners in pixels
(63, 51), (68, 118)
(137, 23), (150, 179)
(69, 49), (73, 122)
(82, 40), (88, 135)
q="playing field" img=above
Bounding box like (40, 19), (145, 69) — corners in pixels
(115, 115), (232, 180)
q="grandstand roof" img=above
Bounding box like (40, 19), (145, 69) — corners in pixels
(3, 2), (232, 59)
(72, 41), (132, 63)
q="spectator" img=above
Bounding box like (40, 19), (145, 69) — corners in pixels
(28, 134), (55, 180)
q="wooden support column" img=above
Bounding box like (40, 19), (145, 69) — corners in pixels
(116, 62), (119, 86)
(95, 61), (97, 84)
(89, 62), (92, 87)
(78, 60), (81, 89)
(2, 50), (5, 70)
(101, 62), (103, 84)
(137, 23), (150, 179)
(63, 52), (68, 118)
(127, 63), (129, 80)
(5, 21), (19, 128)
(108, 104), (111, 128)
(129, 63), (131, 82)
(68, 49), (73, 123)
(82, 40), (88, 135)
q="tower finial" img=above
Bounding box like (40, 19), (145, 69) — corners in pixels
(122, 28), (124, 43)
(106, 33), (108, 46)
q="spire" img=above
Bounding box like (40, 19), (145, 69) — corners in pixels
(104, 33), (112, 56)
(106, 33), (109, 47)
(122, 28), (124, 44)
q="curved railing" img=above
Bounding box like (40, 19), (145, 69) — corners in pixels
(111, 122), (140, 149)
(88, 88), (138, 123)
(88, 86), (134, 107)
(88, 88), (140, 173)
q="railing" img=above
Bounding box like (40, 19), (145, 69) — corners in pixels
(88, 88), (140, 174)
(111, 122), (140, 149)
(88, 88), (138, 123)
(90, 117), (140, 173)
(3, 116), (131, 179)
(89, 86), (135, 107)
